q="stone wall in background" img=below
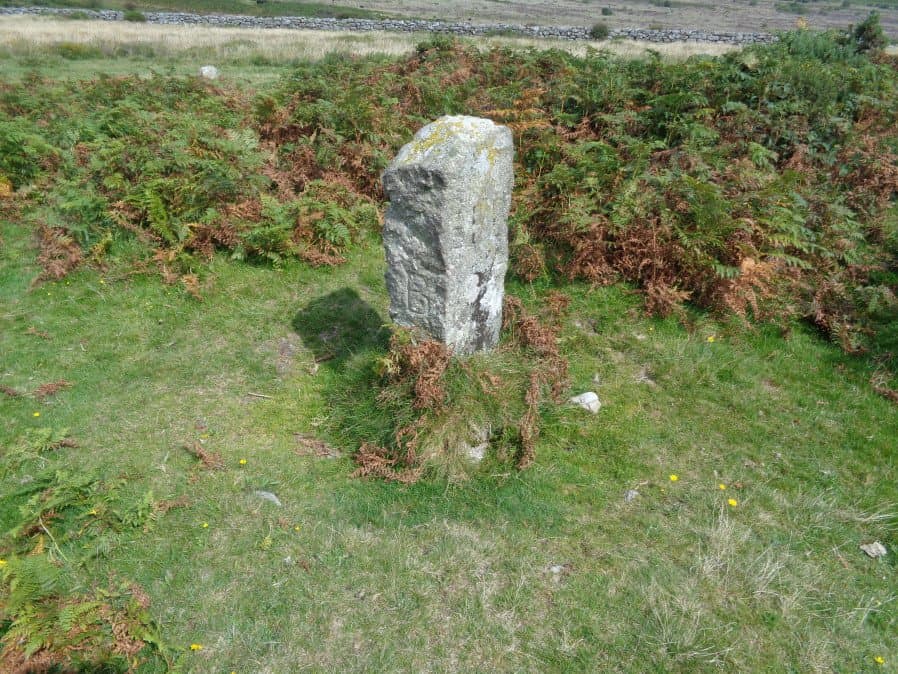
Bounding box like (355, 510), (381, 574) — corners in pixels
(0, 6), (777, 44)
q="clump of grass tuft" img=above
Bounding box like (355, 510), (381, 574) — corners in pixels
(348, 292), (571, 482)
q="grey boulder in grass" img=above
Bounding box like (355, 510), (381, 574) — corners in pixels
(382, 115), (514, 355)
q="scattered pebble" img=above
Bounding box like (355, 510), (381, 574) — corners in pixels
(624, 489), (639, 502)
(254, 490), (282, 507)
(634, 366), (657, 387)
(860, 541), (888, 559)
(569, 391), (600, 413)
(547, 563), (572, 582)
(467, 443), (488, 462)
(199, 65), (219, 79)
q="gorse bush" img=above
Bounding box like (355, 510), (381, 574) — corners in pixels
(0, 30), (896, 359)
(589, 21), (610, 39)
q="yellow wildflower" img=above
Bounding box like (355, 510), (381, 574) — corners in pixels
(0, 559), (7, 567)
(728, 498), (738, 507)
(201, 522), (209, 529)
(718, 483), (727, 490)
(239, 458), (247, 465)
(669, 474), (679, 482)
(294, 525), (301, 532)
(707, 335), (716, 343)
(874, 656), (885, 665)
(189, 643), (203, 651)
(33, 412), (40, 417)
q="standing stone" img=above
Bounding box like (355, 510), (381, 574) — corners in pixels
(382, 115), (514, 355)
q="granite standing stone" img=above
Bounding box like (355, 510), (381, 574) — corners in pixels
(382, 115), (514, 354)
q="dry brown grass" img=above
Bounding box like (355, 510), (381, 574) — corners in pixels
(0, 15), (739, 63)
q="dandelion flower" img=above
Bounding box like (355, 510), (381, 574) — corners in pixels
(239, 458), (247, 465)
(33, 412), (40, 417)
(707, 336), (716, 343)
(201, 522), (209, 529)
(189, 643), (203, 651)
(669, 474), (679, 482)
(874, 656), (885, 665)
(294, 525), (301, 532)
(718, 483), (727, 490)
(0, 559), (7, 567)
(728, 498), (738, 507)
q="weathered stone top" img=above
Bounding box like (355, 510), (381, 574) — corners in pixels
(391, 115), (513, 179)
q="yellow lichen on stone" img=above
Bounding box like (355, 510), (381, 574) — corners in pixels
(406, 118), (467, 158)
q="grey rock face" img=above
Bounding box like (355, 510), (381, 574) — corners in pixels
(382, 116), (513, 355)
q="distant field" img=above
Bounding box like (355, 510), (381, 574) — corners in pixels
(334, 0), (898, 35)
(0, 15), (739, 83)
(0, 0), (386, 19)
(2, 0), (897, 34)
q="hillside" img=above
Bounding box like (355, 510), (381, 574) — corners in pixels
(1, 24), (896, 673)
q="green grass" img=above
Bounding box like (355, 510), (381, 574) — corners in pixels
(1, 33), (897, 671)
(2, 214), (896, 670)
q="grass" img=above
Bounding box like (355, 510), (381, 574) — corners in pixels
(0, 15), (739, 83)
(1, 31), (897, 672)
(2, 217), (897, 670)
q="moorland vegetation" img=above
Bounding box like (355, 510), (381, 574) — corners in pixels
(1, 18), (896, 672)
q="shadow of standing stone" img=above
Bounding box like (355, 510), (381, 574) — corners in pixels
(292, 288), (389, 369)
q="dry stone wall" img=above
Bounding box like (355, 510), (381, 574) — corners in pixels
(0, 6), (777, 44)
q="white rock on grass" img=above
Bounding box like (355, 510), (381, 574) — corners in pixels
(860, 541), (888, 558)
(199, 65), (219, 80)
(253, 490), (282, 507)
(569, 391), (601, 413)
(467, 443), (488, 462)
(382, 115), (514, 355)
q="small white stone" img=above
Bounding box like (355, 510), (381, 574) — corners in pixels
(467, 443), (488, 462)
(199, 65), (219, 80)
(860, 541), (888, 558)
(254, 490), (282, 506)
(569, 391), (600, 413)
